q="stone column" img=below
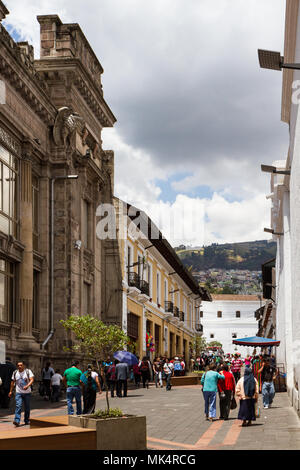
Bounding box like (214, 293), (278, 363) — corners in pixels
(19, 158), (34, 339)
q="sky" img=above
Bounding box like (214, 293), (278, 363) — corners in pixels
(3, 0), (289, 246)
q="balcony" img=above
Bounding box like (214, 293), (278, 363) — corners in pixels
(128, 272), (141, 289)
(140, 280), (150, 297)
(173, 307), (180, 318)
(179, 311), (185, 322)
(195, 323), (203, 332)
(165, 301), (174, 313)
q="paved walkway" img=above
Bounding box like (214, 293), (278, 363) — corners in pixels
(1, 383), (300, 450)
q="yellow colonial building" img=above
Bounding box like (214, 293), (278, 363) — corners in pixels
(114, 198), (211, 364)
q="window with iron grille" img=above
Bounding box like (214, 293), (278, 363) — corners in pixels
(127, 312), (139, 339)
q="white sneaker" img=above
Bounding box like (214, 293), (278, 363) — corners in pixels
(264, 405), (269, 409)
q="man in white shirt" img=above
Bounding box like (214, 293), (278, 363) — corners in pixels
(8, 361), (34, 427)
(163, 359), (174, 391)
(50, 369), (63, 402)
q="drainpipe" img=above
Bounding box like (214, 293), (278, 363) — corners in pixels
(41, 175), (78, 350)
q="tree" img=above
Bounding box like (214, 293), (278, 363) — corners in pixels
(60, 315), (130, 412)
(207, 340), (223, 349)
(193, 336), (207, 357)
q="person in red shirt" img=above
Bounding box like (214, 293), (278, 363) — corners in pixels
(231, 354), (243, 383)
(218, 363), (236, 420)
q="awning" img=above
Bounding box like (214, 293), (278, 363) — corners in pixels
(232, 336), (280, 347)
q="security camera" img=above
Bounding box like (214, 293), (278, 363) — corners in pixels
(74, 240), (82, 250)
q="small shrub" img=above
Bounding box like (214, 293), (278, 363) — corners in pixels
(92, 408), (124, 419)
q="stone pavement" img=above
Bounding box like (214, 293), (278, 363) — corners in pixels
(1, 383), (300, 450)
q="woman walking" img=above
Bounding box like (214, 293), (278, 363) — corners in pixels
(201, 364), (225, 421)
(218, 364), (235, 420)
(235, 367), (259, 427)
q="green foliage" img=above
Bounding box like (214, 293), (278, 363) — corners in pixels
(207, 341), (223, 349)
(60, 315), (129, 363)
(177, 240), (276, 271)
(193, 336), (207, 356)
(92, 408), (124, 419)
(60, 315), (130, 413)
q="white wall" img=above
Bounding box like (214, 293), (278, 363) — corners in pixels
(201, 299), (260, 356)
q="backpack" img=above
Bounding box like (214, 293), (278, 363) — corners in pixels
(13, 369), (33, 390)
(174, 362), (182, 371)
(140, 361), (149, 372)
(85, 370), (93, 389)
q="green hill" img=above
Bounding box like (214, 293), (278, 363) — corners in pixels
(175, 240), (276, 271)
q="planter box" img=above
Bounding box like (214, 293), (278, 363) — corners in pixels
(68, 414), (147, 450)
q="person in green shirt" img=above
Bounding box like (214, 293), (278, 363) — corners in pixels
(201, 364), (225, 421)
(62, 361), (82, 415)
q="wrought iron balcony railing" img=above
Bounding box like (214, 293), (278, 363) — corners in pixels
(173, 307), (180, 318)
(140, 280), (150, 296)
(195, 323), (203, 332)
(165, 301), (174, 313)
(179, 311), (185, 322)
(128, 272), (141, 289)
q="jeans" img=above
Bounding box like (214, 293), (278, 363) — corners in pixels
(262, 381), (275, 407)
(203, 391), (217, 418)
(14, 393), (31, 424)
(165, 373), (172, 390)
(117, 380), (127, 397)
(51, 385), (61, 402)
(154, 372), (163, 387)
(219, 390), (232, 419)
(66, 386), (82, 415)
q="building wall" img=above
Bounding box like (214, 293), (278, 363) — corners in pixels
(201, 296), (260, 355)
(0, 6), (121, 376)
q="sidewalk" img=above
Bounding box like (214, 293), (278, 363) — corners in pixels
(1, 383), (300, 450)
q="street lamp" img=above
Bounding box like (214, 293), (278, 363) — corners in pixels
(258, 49), (300, 71)
(261, 164), (291, 175)
(42, 174), (78, 350)
(264, 228), (284, 236)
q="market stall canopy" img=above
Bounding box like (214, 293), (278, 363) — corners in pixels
(232, 336), (280, 347)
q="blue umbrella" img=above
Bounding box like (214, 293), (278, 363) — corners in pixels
(113, 351), (139, 366)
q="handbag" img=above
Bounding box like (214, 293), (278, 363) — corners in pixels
(230, 396), (237, 410)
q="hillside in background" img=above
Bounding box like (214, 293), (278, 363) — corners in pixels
(175, 240), (276, 271)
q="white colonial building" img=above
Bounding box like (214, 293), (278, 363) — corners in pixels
(258, 0), (300, 416)
(201, 295), (261, 356)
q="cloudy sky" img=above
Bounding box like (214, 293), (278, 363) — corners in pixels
(4, 0), (288, 246)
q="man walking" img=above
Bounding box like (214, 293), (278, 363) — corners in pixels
(231, 354), (243, 383)
(116, 360), (129, 397)
(8, 361), (34, 427)
(258, 357), (278, 409)
(63, 361), (82, 415)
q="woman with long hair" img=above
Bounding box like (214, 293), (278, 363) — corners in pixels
(235, 367), (259, 427)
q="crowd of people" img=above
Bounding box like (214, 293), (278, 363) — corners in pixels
(199, 351), (278, 427)
(0, 350), (278, 428)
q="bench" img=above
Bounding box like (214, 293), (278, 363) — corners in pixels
(163, 375), (201, 386)
(0, 419), (96, 450)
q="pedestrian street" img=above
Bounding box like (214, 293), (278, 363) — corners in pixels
(1, 382), (299, 451)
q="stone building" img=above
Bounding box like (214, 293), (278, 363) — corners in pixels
(0, 3), (122, 373)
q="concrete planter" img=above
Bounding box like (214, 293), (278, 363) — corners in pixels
(68, 414), (147, 450)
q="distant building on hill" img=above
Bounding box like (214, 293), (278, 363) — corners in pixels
(201, 294), (261, 355)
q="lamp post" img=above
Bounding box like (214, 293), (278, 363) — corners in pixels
(42, 175), (78, 350)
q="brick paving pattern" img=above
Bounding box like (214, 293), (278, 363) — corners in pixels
(1, 383), (300, 450)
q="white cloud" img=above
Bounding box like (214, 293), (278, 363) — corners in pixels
(3, 0), (280, 247)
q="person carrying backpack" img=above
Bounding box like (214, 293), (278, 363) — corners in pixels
(106, 361), (117, 397)
(8, 361), (34, 427)
(140, 357), (151, 389)
(173, 357), (182, 377)
(80, 364), (101, 414)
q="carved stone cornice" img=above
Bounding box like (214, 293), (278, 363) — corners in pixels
(0, 25), (56, 126)
(35, 59), (116, 128)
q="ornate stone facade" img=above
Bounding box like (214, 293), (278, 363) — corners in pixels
(0, 3), (122, 374)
